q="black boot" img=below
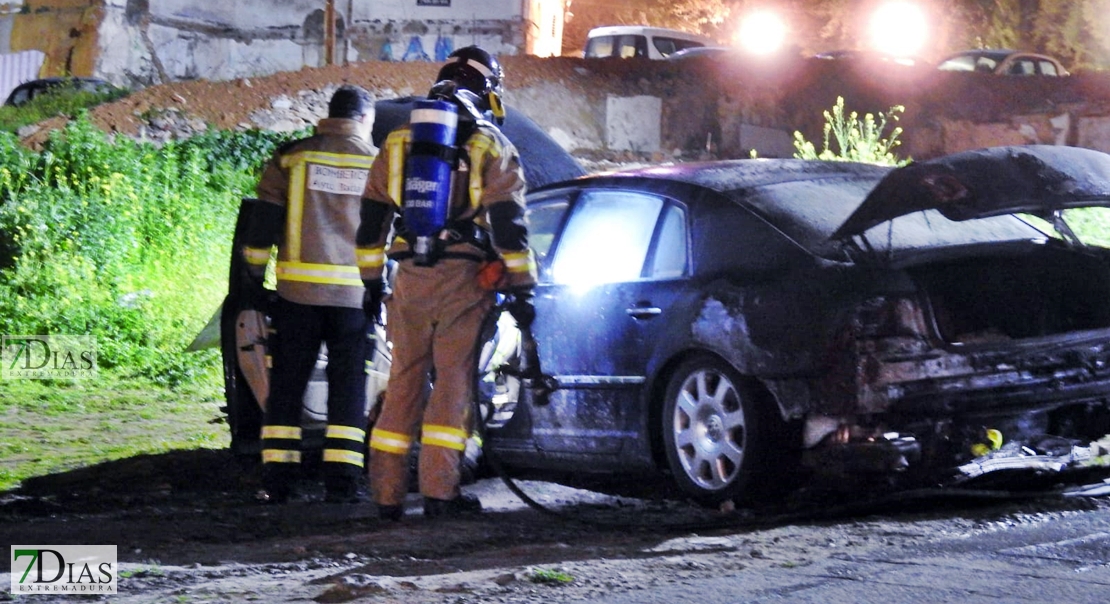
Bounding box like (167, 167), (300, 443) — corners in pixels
(324, 466), (369, 504)
(423, 493), (482, 518)
(259, 464), (300, 504)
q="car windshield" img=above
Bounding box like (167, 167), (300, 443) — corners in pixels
(735, 177), (1047, 258)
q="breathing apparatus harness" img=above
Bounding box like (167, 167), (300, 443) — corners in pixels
(393, 82), (497, 267)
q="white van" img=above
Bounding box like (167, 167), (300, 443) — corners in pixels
(584, 26), (714, 60)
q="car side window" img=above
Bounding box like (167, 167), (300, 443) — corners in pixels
(550, 190), (663, 286)
(1009, 59), (1035, 75)
(585, 36), (614, 58)
(1039, 60), (1059, 76)
(646, 204), (687, 279)
(524, 197), (572, 280)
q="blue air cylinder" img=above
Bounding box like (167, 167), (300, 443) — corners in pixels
(403, 99), (459, 266)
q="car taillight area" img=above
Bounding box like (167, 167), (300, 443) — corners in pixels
(806, 249), (1110, 480)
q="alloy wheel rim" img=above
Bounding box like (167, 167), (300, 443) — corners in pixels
(671, 368), (746, 491)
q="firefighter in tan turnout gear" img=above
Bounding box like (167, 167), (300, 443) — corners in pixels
(359, 46), (537, 520)
(241, 85), (378, 503)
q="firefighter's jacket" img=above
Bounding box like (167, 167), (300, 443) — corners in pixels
(358, 119), (537, 290)
(242, 118), (378, 309)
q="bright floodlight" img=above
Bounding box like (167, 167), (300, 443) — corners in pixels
(738, 11), (786, 55)
(870, 2), (927, 57)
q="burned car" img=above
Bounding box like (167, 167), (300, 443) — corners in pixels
(482, 145), (1110, 504)
(216, 144), (1110, 505)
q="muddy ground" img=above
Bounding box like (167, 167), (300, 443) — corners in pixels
(3, 447), (1108, 603)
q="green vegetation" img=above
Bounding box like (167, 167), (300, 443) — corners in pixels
(0, 376), (228, 490)
(0, 114), (296, 383)
(0, 81), (130, 133)
(527, 568), (575, 585)
(793, 97), (909, 167)
(0, 114), (302, 489)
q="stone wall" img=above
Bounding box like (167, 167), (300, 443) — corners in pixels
(525, 55), (1110, 161)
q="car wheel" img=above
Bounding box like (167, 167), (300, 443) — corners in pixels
(661, 355), (767, 505)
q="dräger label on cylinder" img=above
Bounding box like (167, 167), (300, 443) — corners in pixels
(307, 164), (369, 195)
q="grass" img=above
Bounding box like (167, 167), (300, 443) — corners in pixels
(0, 83), (129, 133)
(0, 370), (229, 491)
(527, 568), (575, 585)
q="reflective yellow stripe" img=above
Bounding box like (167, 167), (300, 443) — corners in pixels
(279, 151), (375, 261)
(370, 428), (412, 454)
(385, 129), (411, 207)
(326, 425), (366, 442)
(262, 425), (302, 440)
(276, 261), (363, 286)
(243, 246), (272, 266)
(501, 250), (533, 273)
(466, 133), (497, 210)
(356, 247), (385, 268)
(421, 424), (468, 451)
(294, 151), (375, 170)
(262, 449), (301, 463)
(323, 449), (365, 467)
(286, 159), (307, 260)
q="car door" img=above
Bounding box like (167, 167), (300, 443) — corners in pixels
(527, 187), (689, 454)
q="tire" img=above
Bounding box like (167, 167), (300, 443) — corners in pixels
(661, 355), (768, 506)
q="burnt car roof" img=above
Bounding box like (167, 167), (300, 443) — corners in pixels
(562, 158), (890, 193)
(532, 150), (1110, 258)
(833, 145), (1110, 239)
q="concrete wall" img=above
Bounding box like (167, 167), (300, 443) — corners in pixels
(12, 0), (563, 87)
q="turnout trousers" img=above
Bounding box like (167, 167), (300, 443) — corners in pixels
(262, 298), (369, 489)
(369, 258), (494, 505)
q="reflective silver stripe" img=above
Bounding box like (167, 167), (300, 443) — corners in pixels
(370, 428), (412, 454)
(262, 425), (302, 440)
(326, 425), (366, 442)
(243, 246), (271, 266)
(262, 449), (301, 463)
(411, 107), (459, 128)
(465, 58), (493, 78)
(421, 424), (467, 451)
(356, 248), (385, 268)
(323, 449), (365, 467)
(276, 262), (363, 287)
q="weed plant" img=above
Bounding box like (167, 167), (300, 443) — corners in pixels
(0, 83), (130, 133)
(0, 114), (299, 386)
(793, 96), (909, 166)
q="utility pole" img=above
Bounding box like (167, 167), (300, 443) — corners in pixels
(324, 0), (336, 66)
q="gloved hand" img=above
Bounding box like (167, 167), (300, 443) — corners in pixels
(363, 279), (384, 325)
(505, 288), (535, 328)
(244, 278), (274, 314)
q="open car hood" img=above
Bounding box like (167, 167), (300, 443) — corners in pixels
(832, 145), (1110, 240)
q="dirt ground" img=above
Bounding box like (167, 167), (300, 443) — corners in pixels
(3, 447), (1108, 603)
(17, 56), (617, 150)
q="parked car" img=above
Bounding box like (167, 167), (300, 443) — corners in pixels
(584, 25), (714, 60)
(937, 49), (1070, 76)
(3, 76), (126, 107)
(216, 144), (1110, 506)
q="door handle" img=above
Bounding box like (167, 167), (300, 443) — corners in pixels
(626, 304), (662, 319)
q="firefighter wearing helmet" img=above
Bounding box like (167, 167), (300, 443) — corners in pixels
(358, 46), (537, 520)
